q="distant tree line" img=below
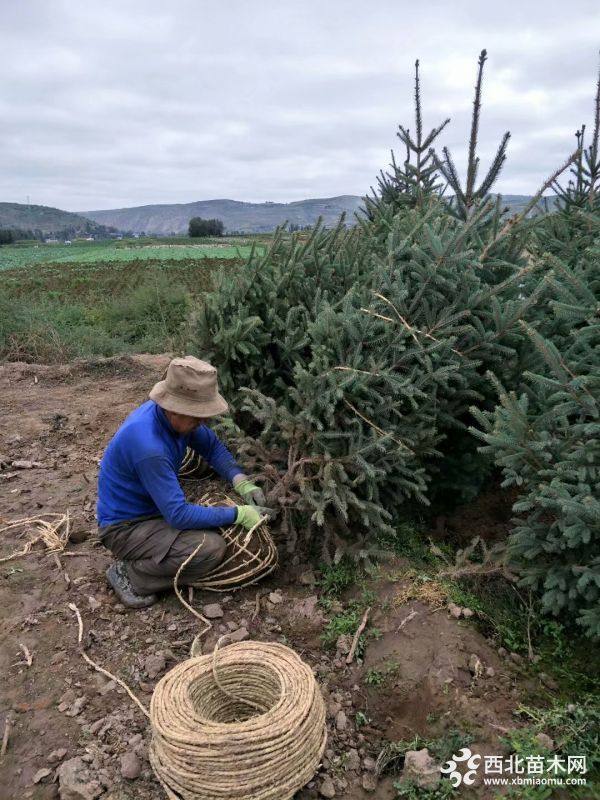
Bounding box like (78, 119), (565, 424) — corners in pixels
(188, 217), (224, 237)
(0, 229), (16, 245)
(0, 225), (119, 243)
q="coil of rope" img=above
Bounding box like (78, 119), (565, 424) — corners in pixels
(150, 638), (327, 800)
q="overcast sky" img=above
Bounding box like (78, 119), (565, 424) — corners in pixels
(1, 1), (599, 211)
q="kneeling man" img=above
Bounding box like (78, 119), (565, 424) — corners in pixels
(97, 356), (273, 608)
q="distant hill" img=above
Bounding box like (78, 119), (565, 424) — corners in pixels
(81, 194), (548, 235)
(81, 196), (365, 235)
(0, 195), (547, 239)
(0, 202), (113, 238)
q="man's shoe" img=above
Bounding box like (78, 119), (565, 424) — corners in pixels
(106, 561), (158, 609)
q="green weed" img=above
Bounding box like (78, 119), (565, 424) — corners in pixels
(393, 779), (455, 800)
(321, 606), (362, 648)
(318, 557), (359, 597)
(365, 669), (385, 687)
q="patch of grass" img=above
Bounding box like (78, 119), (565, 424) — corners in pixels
(365, 659), (400, 688)
(498, 699), (600, 799)
(0, 270), (191, 361)
(505, 698), (600, 772)
(377, 520), (439, 567)
(379, 730), (475, 775)
(0, 258), (238, 362)
(318, 557), (359, 597)
(392, 572), (449, 610)
(442, 576), (600, 695)
(443, 582), (486, 614)
(365, 669), (385, 687)
(321, 606), (362, 648)
(393, 779), (455, 800)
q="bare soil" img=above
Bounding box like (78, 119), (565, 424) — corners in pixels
(0, 356), (540, 799)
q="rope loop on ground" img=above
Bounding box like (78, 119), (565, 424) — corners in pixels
(149, 639), (327, 800)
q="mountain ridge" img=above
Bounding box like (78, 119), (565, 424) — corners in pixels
(0, 202), (113, 238)
(80, 196), (365, 234)
(0, 195), (542, 237)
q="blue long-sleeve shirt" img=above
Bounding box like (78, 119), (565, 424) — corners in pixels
(97, 400), (242, 529)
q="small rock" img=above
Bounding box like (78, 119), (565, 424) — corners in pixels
(335, 710), (347, 731)
(485, 666), (496, 678)
(57, 756), (103, 799)
(268, 591), (283, 604)
(88, 718), (105, 735)
(335, 634), (352, 656)
(299, 570), (316, 586)
(402, 748), (441, 790)
(98, 680), (116, 696)
(509, 652), (524, 665)
(33, 768), (52, 784)
(12, 460), (43, 469)
(290, 595), (321, 619)
(468, 654), (483, 677)
(328, 699), (342, 717)
(48, 748), (68, 764)
(535, 732), (555, 750)
(202, 603), (224, 619)
(345, 748), (360, 771)
(65, 696), (87, 717)
(362, 757), (376, 772)
(448, 602), (462, 619)
(539, 673), (558, 690)
(462, 607), (474, 618)
(319, 777), (336, 798)
(167, 622), (177, 632)
(144, 652), (167, 679)
(228, 627), (249, 642)
(120, 751), (141, 780)
(87, 596), (102, 612)
(498, 647), (507, 658)
(361, 773), (378, 792)
(58, 688), (76, 711)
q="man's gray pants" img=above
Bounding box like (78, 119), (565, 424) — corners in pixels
(98, 516), (226, 595)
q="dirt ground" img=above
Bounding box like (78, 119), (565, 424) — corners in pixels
(0, 356), (544, 800)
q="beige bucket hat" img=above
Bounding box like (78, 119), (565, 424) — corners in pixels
(149, 356), (229, 417)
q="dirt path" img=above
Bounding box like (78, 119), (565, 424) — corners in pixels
(0, 356), (535, 799)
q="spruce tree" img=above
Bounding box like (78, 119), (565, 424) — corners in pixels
(432, 50), (510, 221)
(188, 56), (538, 558)
(472, 69), (600, 638)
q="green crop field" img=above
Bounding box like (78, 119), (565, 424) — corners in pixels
(0, 235), (274, 362)
(0, 237), (265, 270)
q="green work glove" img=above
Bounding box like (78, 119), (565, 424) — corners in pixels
(233, 475), (266, 506)
(235, 505), (276, 530)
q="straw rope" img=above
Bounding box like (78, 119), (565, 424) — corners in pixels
(186, 488), (278, 593)
(179, 448), (211, 479)
(0, 512), (70, 563)
(149, 639), (327, 800)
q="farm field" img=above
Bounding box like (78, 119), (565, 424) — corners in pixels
(0, 236), (266, 270)
(0, 235), (270, 362)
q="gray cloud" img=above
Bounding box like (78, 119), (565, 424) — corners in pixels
(1, 0), (599, 210)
